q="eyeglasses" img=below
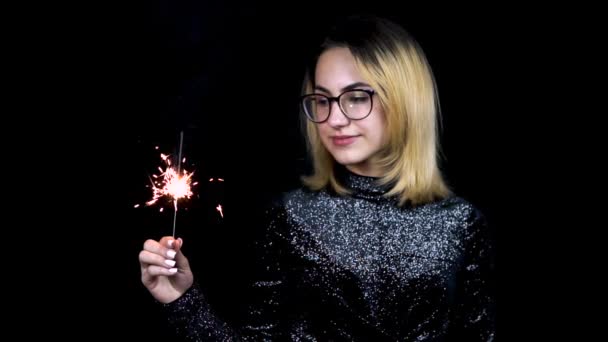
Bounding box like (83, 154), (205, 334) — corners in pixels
(300, 89), (375, 123)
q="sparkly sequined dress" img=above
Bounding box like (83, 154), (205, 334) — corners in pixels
(164, 168), (495, 341)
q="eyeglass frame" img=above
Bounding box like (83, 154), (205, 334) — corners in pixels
(300, 89), (376, 123)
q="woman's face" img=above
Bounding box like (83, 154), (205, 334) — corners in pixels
(314, 47), (387, 177)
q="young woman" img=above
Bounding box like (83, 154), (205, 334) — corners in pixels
(139, 15), (495, 341)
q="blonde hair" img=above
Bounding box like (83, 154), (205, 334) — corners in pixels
(301, 16), (452, 206)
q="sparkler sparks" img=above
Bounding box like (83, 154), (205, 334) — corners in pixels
(144, 132), (194, 237)
(135, 132), (225, 230)
(145, 153), (194, 208)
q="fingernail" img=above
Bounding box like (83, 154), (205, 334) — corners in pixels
(167, 250), (176, 258)
(169, 268), (178, 273)
(168, 240), (174, 248)
(164, 259), (176, 267)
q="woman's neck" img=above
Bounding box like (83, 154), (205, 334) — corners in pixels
(345, 163), (383, 178)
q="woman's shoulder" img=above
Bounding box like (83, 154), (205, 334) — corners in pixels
(273, 186), (325, 207)
(259, 187), (313, 217)
(429, 195), (488, 229)
(434, 194), (479, 213)
(437, 196), (493, 249)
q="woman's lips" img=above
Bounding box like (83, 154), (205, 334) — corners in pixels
(331, 135), (359, 146)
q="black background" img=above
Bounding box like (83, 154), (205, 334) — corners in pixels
(14, 1), (598, 340)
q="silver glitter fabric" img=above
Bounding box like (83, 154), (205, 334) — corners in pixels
(164, 168), (495, 341)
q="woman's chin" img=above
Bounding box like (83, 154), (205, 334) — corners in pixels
(332, 154), (364, 167)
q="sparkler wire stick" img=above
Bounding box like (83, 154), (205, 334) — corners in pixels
(172, 131), (184, 237)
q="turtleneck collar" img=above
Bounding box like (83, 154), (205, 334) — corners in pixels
(335, 166), (392, 201)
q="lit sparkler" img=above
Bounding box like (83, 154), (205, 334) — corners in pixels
(135, 132), (226, 229)
(145, 131), (194, 237)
